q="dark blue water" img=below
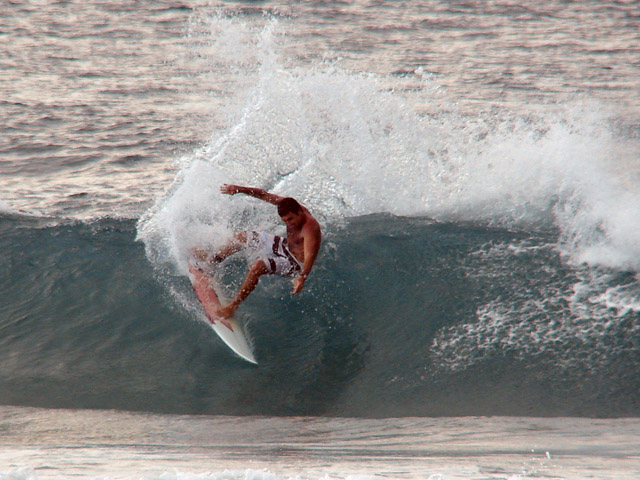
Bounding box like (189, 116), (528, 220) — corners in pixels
(2, 213), (638, 417)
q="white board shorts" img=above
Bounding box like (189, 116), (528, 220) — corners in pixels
(246, 231), (303, 277)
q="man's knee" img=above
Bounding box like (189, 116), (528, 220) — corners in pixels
(234, 231), (248, 244)
(250, 260), (270, 276)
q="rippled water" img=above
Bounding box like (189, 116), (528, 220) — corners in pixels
(2, 0), (638, 217)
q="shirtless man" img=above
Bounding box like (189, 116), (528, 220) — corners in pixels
(193, 184), (322, 318)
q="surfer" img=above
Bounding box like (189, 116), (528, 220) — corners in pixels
(193, 184), (322, 318)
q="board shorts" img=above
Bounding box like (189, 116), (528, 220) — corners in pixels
(246, 231), (303, 277)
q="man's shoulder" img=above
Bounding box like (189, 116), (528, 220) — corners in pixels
(302, 215), (321, 236)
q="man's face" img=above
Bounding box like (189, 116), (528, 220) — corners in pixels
(281, 211), (303, 229)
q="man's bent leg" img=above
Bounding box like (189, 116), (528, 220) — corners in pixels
(217, 259), (270, 318)
(192, 231), (249, 266)
(215, 231), (248, 260)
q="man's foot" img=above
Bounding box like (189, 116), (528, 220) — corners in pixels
(216, 302), (238, 319)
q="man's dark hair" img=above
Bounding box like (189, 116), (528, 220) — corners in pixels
(277, 197), (303, 217)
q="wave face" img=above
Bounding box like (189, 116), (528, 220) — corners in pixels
(2, 214), (639, 417)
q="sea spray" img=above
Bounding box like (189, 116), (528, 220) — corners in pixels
(141, 13), (640, 277)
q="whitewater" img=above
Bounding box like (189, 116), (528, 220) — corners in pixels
(1, 1), (640, 479)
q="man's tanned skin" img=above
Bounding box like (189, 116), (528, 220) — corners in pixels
(195, 184), (321, 318)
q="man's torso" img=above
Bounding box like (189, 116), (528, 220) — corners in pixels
(285, 209), (318, 263)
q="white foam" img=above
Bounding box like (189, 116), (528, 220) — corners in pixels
(0, 199), (13, 215)
(0, 468), (37, 480)
(430, 241), (640, 372)
(0, 468), (379, 480)
(139, 13), (640, 278)
(139, 470), (277, 480)
(0, 199), (46, 218)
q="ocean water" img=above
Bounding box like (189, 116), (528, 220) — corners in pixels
(2, 1), (640, 478)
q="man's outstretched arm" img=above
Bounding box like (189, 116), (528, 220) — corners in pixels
(220, 184), (284, 205)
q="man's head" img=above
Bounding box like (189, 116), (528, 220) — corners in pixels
(278, 197), (304, 227)
(277, 197), (303, 217)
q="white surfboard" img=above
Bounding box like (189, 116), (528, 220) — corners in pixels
(188, 262), (257, 365)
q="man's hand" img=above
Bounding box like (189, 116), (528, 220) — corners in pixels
(220, 184), (240, 195)
(292, 275), (306, 294)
